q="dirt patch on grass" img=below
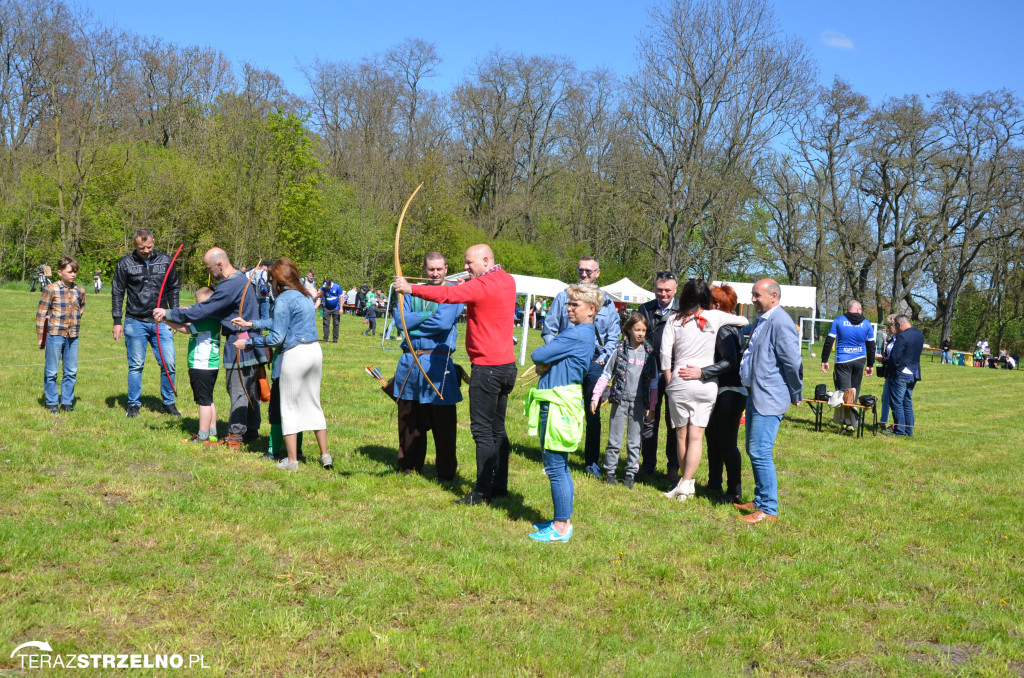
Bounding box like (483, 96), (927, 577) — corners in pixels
(905, 640), (982, 667)
(102, 492), (130, 507)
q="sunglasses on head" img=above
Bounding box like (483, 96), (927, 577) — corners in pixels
(656, 271), (676, 280)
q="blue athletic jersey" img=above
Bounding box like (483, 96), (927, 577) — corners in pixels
(828, 316), (873, 362)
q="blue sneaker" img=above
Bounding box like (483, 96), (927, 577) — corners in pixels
(529, 525), (573, 543)
(532, 520), (553, 532)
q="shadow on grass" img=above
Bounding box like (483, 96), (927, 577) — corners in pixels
(104, 393), (167, 413)
(511, 442), (588, 475)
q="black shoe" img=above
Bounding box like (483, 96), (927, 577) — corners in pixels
(453, 492), (487, 506)
(634, 468), (652, 482)
(126, 404), (140, 418)
(161, 403), (182, 418)
(60, 404), (74, 413)
(46, 405), (59, 414)
(623, 475), (635, 489)
(605, 474), (617, 486)
(489, 490), (509, 501)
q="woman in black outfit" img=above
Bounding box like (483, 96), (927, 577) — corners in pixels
(700, 284), (746, 502)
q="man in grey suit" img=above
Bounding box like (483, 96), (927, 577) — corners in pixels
(735, 279), (803, 525)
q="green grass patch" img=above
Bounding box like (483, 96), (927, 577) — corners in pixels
(1, 288), (1022, 676)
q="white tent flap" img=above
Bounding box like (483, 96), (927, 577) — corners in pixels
(601, 277), (655, 304)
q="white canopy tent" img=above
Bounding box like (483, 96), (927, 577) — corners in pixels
(600, 277), (655, 304)
(511, 273), (570, 365)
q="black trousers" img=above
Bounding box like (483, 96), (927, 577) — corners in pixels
(640, 374), (678, 473)
(468, 362), (517, 498)
(833, 358), (865, 394)
(705, 389), (744, 495)
(322, 310), (339, 342)
(224, 364), (260, 438)
(397, 399), (457, 480)
(582, 359), (605, 467)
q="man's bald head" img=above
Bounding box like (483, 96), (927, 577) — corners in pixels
(751, 278), (781, 314)
(848, 299), (862, 314)
(204, 248), (230, 266)
(203, 247), (236, 280)
(464, 244), (495, 278)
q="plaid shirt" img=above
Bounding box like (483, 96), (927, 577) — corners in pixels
(36, 282), (86, 341)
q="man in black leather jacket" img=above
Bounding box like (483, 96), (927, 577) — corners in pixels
(636, 272), (680, 485)
(111, 229), (180, 418)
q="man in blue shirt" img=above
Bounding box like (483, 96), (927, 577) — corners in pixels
(542, 256), (621, 478)
(320, 277), (342, 343)
(391, 252), (464, 481)
(821, 300), (876, 431)
(884, 315), (924, 437)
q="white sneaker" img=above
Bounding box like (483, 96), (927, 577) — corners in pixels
(320, 453), (333, 469)
(276, 459), (298, 472)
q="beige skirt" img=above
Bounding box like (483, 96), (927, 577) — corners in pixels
(279, 341), (327, 436)
(665, 378), (718, 428)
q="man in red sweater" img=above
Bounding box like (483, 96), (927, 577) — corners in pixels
(395, 244), (517, 505)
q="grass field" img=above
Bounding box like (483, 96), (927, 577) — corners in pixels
(1, 287), (1022, 676)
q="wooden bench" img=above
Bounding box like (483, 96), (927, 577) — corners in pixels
(802, 398), (877, 438)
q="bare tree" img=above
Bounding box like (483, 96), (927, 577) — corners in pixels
(926, 90), (1024, 339)
(625, 0), (816, 274)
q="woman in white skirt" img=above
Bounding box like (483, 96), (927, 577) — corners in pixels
(661, 279), (748, 501)
(232, 257), (330, 471)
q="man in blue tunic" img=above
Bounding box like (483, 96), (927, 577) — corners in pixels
(820, 300), (875, 431)
(392, 252), (464, 481)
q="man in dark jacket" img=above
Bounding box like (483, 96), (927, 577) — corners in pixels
(111, 229), (180, 418)
(636, 271), (679, 484)
(153, 248), (267, 449)
(884, 315), (924, 437)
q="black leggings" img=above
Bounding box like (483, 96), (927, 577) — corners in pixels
(705, 389), (744, 495)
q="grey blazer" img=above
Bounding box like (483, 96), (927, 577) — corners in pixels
(744, 308), (804, 416)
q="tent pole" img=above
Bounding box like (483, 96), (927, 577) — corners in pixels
(520, 293), (531, 365)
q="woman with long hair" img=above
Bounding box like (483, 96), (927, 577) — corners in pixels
(232, 258), (330, 471)
(661, 278), (748, 501)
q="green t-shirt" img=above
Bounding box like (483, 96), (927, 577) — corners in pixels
(188, 317), (222, 370)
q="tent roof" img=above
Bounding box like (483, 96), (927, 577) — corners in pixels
(601, 277), (655, 304)
(712, 281), (817, 311)
(510, 273), (569, 298)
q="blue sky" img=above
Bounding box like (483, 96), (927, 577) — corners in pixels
(86, 0), (1023, 105)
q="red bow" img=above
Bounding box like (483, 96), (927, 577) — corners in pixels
(681, 311), (707, 330)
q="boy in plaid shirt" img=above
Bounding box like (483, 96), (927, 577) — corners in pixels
(36, 257), (86, 413)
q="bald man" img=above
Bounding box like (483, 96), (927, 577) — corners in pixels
(734, 279), (803, 525)
(820, 299), (875, 430)
(112, 228), (181, 418)
(395, 244), (517, 505)
(153, 247), (267, 450)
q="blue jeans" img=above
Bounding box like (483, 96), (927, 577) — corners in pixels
(540, 403), (574, 521)
(941, 349), (951, 364)
(745, 396), (783, 516)
(879, 377), (890, 423)
(124, 317), (176, 407)
(888, 374), (916, 437)
(43, 335), (79, 406)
